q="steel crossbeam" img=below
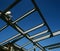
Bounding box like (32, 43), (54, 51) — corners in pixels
(31, 0), (53, 37)
(0, 33), (23, 46)
(33, 31), (60, 42)
(13, 8), (36, 23)
(0, 11), (46, 51)
(29, 30), (48, 39)
(44, 43), (60, 50)
(0, 0), (59, 51)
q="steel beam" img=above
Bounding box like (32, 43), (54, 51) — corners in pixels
(0, 33), (23, 46)
(0, 11), (46, 51)
(31, 0), (53, 37)
(21, 41), (31, 47)
(24, 23), (45, 34)
(33, 31), (60, 42)
(0, 8), (35, 32)
(44, 43), (60, 50)
(29, 30), (48, 39)
(13, 8), (36, 23)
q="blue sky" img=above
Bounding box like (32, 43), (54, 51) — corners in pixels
(0, 0), (60, 51)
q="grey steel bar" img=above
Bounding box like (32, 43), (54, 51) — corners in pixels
(33, 31), (60, 42)
(29, 30), (48, 39)
(21, 41), (31, 47)
(24, 23), (45, 34)
(14, 44), (27, 51)
(0, 24), (8, 32)
(31, 0), (53, 37)
(0, 11), (46, 51)
(0, 8), (35, 32)
(28, 46), (37, 51)
(3, 0), (21, 13)
(13, 8), (36, 23)
(0, 33), (23, 46)
(44, 43), (60, 50)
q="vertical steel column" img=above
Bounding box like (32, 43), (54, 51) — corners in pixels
(31, 0), (53, 37)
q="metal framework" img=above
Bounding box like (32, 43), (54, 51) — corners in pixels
(0, 0), (60, 51)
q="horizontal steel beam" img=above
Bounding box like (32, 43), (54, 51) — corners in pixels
(14, 44), (27, 51)
(44, 43), (60, 50)
(31, 0), (53, 37)
(29, 30), (48, 39)
(33, 31), (60, 42)
(0, 33), (23, 46)
(21, 41), (31, 47)
(0, 8), (35, 32)
(28, 46), (37, 51)
(13, 8), (36, 23)
(0, 24), (8, 32)
(24, 23), (45, 34)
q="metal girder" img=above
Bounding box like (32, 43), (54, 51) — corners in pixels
(44, 43), (60, 50)
(13, 8), (36, 23)
(33, 31), (60, 42)
(0, 11), (46, 51)
(29, 30), (48, 39)
(28, 46), (37, 51)
(31, 0), (53, 37)
(0, 0), (21, 32)
(24, 23), (45, 34)
(3, 0), (21, 13)
(0, 33), (23, 46)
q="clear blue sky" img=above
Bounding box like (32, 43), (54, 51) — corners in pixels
(0, 0), (60, 51)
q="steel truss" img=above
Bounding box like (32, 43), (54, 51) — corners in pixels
(0, 0), (60, 51)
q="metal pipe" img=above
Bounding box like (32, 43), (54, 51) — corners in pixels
(21, 41), (31, 47)
(0, 8), (35, 32)
(0, 11), (46, 51)
(44, 43), (60, 50)
(0, 33), (23, 45)
(28, 46), (37, 51)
